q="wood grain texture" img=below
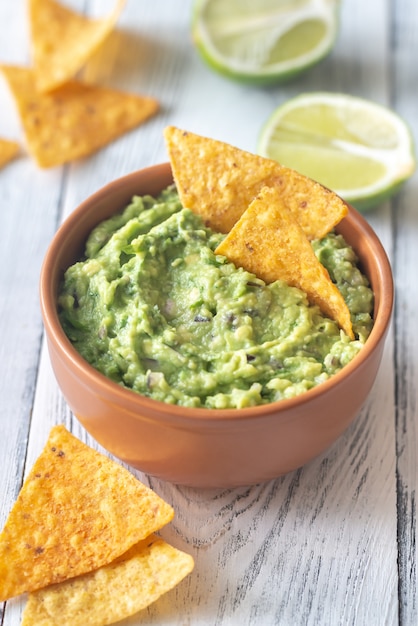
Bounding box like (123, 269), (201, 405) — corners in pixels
(0, 0), (416, 624)
(391, 2), (418, 625)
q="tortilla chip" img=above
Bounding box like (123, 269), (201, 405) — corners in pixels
(0, 65), (158, 168)
(21, 535), (194, 626)
(164, 126), (348, 239)
(29, 0), (126, 93)
(0, 138), (19, 169)
(0, 425), (174, 601)
(215, 186), (354, 338)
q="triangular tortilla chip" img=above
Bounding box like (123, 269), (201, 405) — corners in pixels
(21, 535), (194, 626)
(164, 126), (348, 239)
(28, 0), (126, 93)
(0, 65), (159, 168)
(0, 137), (20, 169)
(215, 185), (354, 338)
(0, 425), (174, 601)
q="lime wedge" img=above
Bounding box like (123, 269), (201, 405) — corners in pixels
(191, 0), (340, 85)
(258, 92), (416, 211)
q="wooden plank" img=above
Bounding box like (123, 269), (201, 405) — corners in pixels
(0, 2), (64, 523)
(391, 0), (418, 623)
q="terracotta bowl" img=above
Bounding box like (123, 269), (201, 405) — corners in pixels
(39, 163), (393, 488)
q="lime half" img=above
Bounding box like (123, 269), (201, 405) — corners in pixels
(258, 92), (416, 211)
(191, 0), (340, 85)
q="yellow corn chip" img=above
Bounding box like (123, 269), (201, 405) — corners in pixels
(164, 126), (348, 239)
(0, 65), (158, 168)
(0, 425), (174, 601)
(29, 0), (126, 93)
(21, 535), (194, 626)
(0, 137), (19, 169)
(215, 186), (354, 338)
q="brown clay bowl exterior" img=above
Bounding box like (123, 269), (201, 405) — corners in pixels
(39, 163), (393, 488)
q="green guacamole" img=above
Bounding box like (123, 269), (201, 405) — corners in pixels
(58, 186), (374, 409)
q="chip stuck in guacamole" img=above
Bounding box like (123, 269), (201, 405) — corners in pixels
(58, 185), (374, 409)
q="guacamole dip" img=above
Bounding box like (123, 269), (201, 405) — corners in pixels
(58, 186), (374, 409)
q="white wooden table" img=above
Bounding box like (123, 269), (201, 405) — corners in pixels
(1, 1), (417, 624)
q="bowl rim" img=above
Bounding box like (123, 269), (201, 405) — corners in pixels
(39, 162), (394, 424)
